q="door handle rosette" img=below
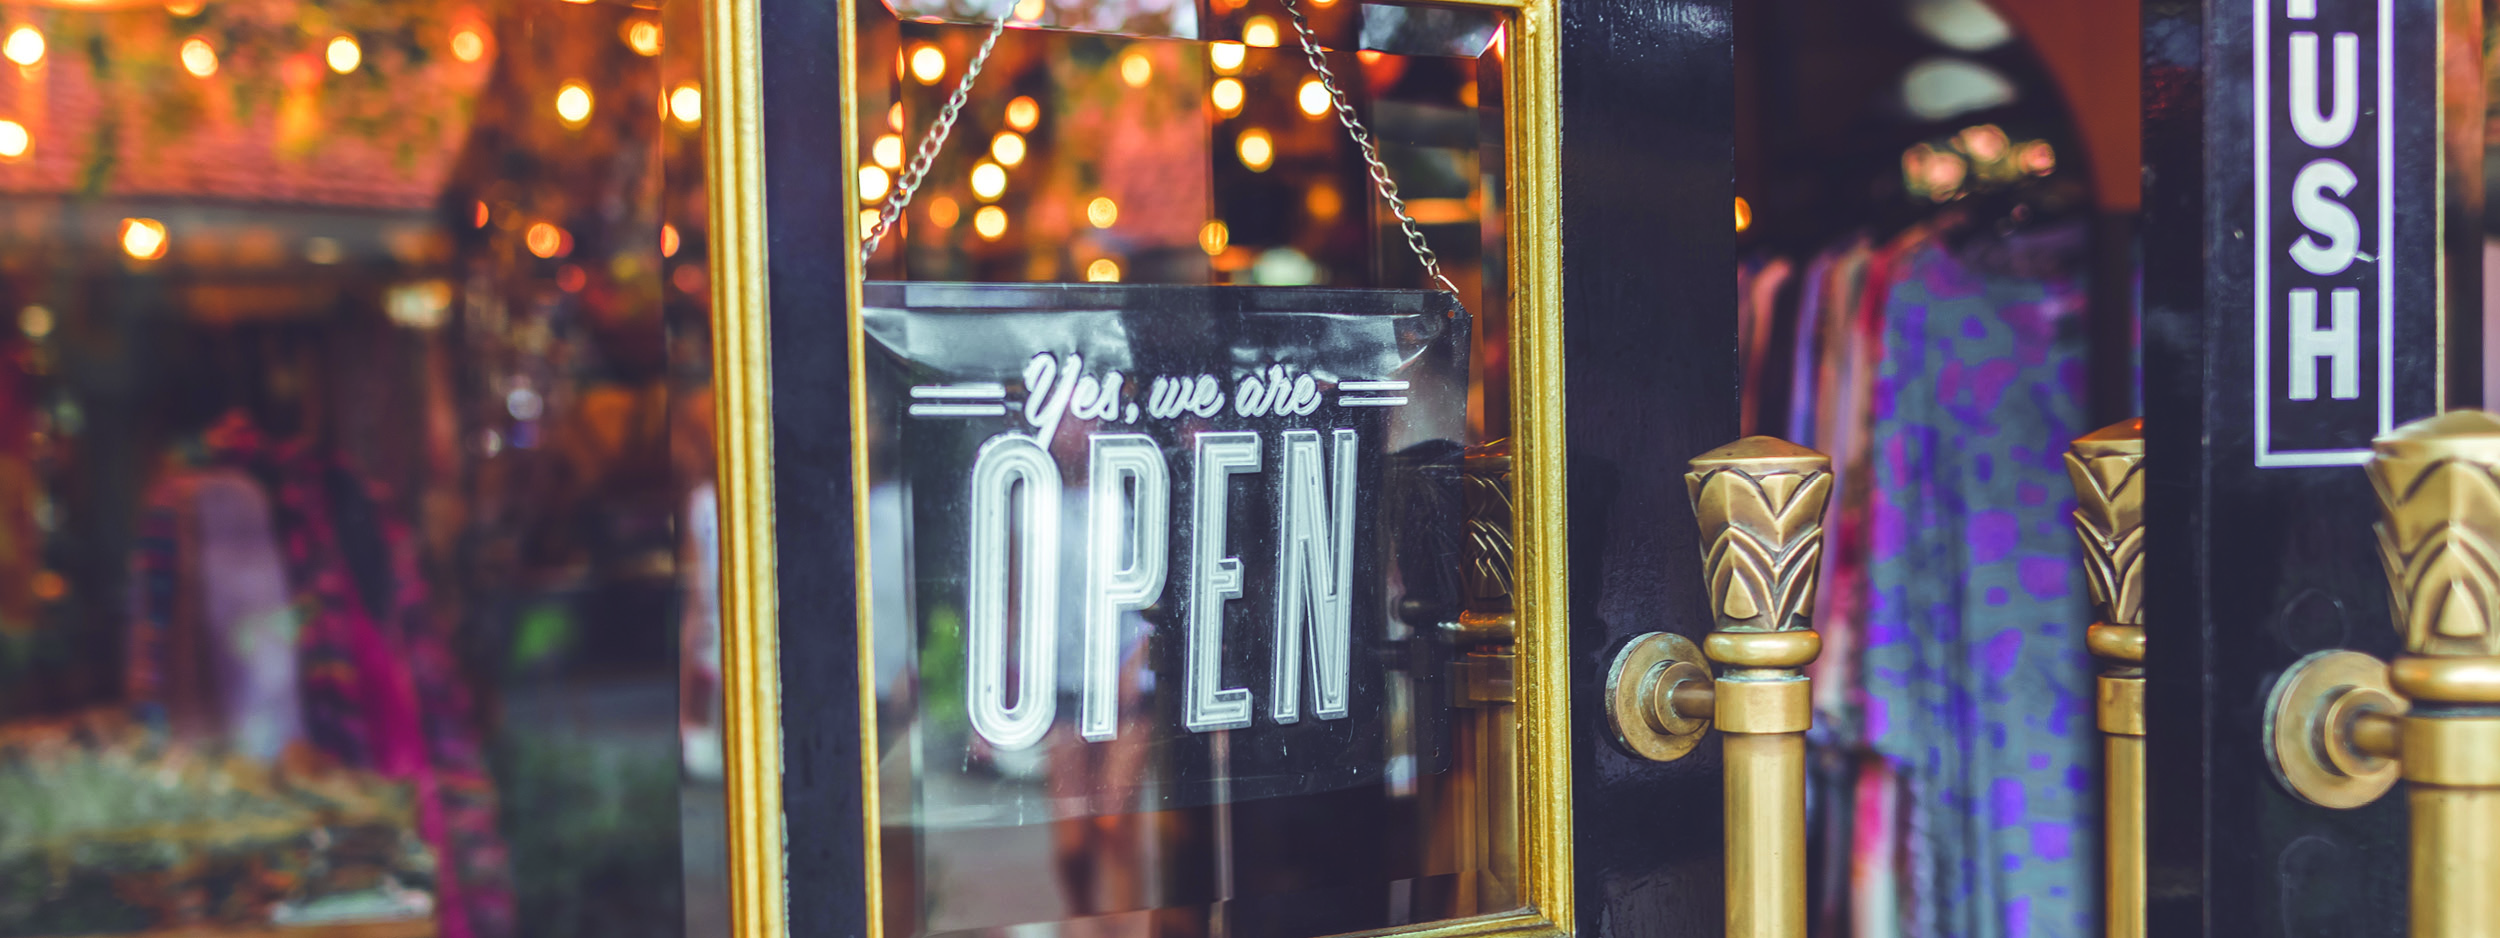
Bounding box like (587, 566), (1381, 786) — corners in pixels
(1607, 436), (1830, 938)
(2266, 410), (2500, 938)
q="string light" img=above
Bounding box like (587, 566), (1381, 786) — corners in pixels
(909, 45), (946, 84)
(1297, 79), (1328, 117)
(1013, 0), (1044, 19)
(890, 102), (907, 132)
(1734, 197), (1751, 232)
(0, 120), (29, 160)
(857, 209), (879, 236)
(873, 134), (905, 169)
(4, 27), (43, 68)
(670, 82), (702, 125)
(119, 218), (168, 261)
(1211, 78), (1244, 114)
(970, 161), (1007, 201)
(625, 20), (662, 56)
(661, 223), (681, 257)
(1209, 41), (1245, 74)
(326, 36), (361, 74)
(1087, 197), (1118, 228)
(973, 205), (1008, 240)
(859, 166), (892, 203)
(990, 131), (1025, 167)
(451, 28), (487, 62)
(1198, 220), (1229, 256)
(165, 0), (204, 16)
(1242, 16), (1278, 47)
(525, 222), (567, 259)
(1086, 258), (1121, 282)
(1119, 51), (1152, 87)
(180, 38), (218, 77)
(473, 201), (491, 229)
(928, 197), (961, 228)
(1236, 128), (1273, 171)
(1005, 96), (1039, 131)
(556, 81), (595, 128)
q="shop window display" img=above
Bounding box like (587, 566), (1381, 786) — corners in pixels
(0, 0), (722, 934)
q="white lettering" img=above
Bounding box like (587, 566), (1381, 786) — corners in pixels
(2289, 32), (2359, 148)
(965, 435), (1062, 750)
(1080, 435), (1169, 741)
(1185, 432), (1260, 732)
(2288, 287), (2361, 400)
(2290, 159), (2360, 275)
(1270, 428), (1358, 724)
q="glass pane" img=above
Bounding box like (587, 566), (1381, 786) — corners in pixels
(0, 0), (724, 935)
(853, 2), (1521, 935)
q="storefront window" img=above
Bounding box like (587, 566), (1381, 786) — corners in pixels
(851, 1), (1522, 934)
(0, 0), (722, 934)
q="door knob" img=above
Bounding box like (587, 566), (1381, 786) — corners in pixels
(2066, 419), (2146, 938)
(1606, 436), (1830, 938)
(2266, 410), (2500, 938)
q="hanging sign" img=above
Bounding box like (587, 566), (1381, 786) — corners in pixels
(862, 283), (1470, 816)
(2251, 0), (2429, 467)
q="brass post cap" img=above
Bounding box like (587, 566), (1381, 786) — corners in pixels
(2367, 411), (2500, 660)
(2087, 623), (2147, 664)
(1688, 435), (1833, 476)
(1687, 436), (1833, 634)
(2067, 418), (2146, 630)
(1705, 629), (1823, 670)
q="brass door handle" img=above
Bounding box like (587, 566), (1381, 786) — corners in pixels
(2266, 411), (2500, 938)
(1606, 436), (1829, 938)
(2067, 419), (2146, 938)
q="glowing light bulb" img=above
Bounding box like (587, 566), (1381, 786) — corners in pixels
(525, 222), (566, 259)
(1211, 77), (1244, 113)
(1209, 40), (1245, 74)
(326, 35), (361, 73)
(662, 224), (681, 257)
(1087, 197), (1118, 228)
(970, 161), (1007, 201)
(1236, 128), (1273, 172)
(451, 28), (487, 62)
(873, 134), (905, 169)
(1243, 16), (1278, 47)
(0, 119), (30, 160)
(857, 209), (879, 236)
(1198, 220), (1229, 256)
(626, 20), (662, 56)
(1013, 0), (1044, 20)
(990, 131), (1025, 167)
(4, 27), (43, 67)
(1297, 78), (1329, 117)
(1734, 196), (1751, 232)
(670, 82), (702, 125)
(556, 81), (594, 127)
(890, 102), (906, 131)
(1086, 258), (1121, 282)
(165, 0), (204, 16)
(1119, 50), (1152, 87)
(928, 196), (961, 228)
(473, 201), (490, 228)
(859, 166), (891, 203)
(120, 218), (169, 261)
(1005, 96), (1039, 131)
(180, 38), (218, 77)
(909, 45), (946, 84)
(973, 205), (1008, 240)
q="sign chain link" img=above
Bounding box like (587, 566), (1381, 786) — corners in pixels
(860, 6), (1013, 264)
(1277, 0), (1459, 297)
(861, 1), (1462, 304)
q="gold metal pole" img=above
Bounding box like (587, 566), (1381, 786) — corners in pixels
(2067, 419), (2145, 938)
(2265, 411), (2500, 938)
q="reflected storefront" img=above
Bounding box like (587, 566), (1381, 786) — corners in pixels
(0, 0), (723, 934)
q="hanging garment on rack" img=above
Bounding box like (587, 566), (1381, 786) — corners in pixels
(1859, 221), (2096, 938)
(1741, 256), (1796, 436)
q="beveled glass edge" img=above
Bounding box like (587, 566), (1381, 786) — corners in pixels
(691, 0), (1580, 933)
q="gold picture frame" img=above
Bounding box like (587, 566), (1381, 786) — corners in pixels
(698, 0), (1572, 930)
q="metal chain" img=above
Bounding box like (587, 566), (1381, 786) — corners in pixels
(860, 6), (1014, 265)
(1278, 0), (1459, 298)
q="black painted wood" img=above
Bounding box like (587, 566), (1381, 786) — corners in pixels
(2139, 0), (2432, 933)
(763, 0), (873, 932)
(1557, 0), (1735, 934)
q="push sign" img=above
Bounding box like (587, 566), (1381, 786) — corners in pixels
(861, 283), (1469, 812)
(2252, 0), (2412, 466)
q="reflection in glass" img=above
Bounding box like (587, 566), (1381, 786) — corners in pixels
(0, 0), (722, 936)
(856, 1), (1521, 934)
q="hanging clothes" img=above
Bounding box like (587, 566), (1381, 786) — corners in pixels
(1858, 221), (2097, 938)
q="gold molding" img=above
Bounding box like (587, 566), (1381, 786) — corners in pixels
(700, 1), (785, 938)
(695, 0), (1584, 934)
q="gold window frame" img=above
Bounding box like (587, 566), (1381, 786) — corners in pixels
(697, 0), (1572, 930)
